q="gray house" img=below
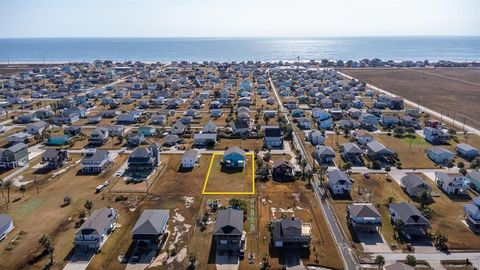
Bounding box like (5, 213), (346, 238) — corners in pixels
(74, 208), (118, 251)
(81, 150), (111, 174)
(214, 208), (244, 256)
(131, 209), (169, 245)
(366, 140), (395, 162)
(347, 203), (381, 232)
(271, 218), (312, 248)
(0, 143), (29, 169)
(328, 170), (352, 195)
(42, 149), (68, 170)
(315, 146), (335, 164)
(341, 143), (364, 164)
(389, 202), (430, 236)
(456, 143), (479, 160)
(401, 174), (432, 198)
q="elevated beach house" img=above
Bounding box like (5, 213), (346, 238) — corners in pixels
(74, 208), (118, 251)
(223, 146), (246, 168)
(127, 144), (160, 175)
(214, 208), (244, 256)
(271, 217), (311, 248)
(131, 209), (169, 245)
(347, 203), (381, 232)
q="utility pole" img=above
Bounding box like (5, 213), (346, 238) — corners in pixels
(34, 176), (39, 194)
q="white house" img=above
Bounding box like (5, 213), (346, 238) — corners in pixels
(328, 170), (352, 195)
(74, 208), (118, 251)
(181, 149), (199, 168)
(26, 121), (48, 135)
(354, 130), (374, 145)
(308, 130), (325, 146)
(0, 214), (14, 239)
(7, 132), (33, 144)
(435, 172), (470, 195)
(203, 120), (218, 133)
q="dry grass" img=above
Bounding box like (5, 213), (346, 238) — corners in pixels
(374, 134), (436, 169)
(340, 68), (480, 129)
(203, 155), (254, 193)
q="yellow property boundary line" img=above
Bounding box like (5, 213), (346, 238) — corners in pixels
(202, 152), (255, 195)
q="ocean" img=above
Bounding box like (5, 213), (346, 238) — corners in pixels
(0, 37), (479, 63)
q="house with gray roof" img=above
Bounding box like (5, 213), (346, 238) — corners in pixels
(74, 208), (118, 251)
(347, 203), (381, 232)
(366, 140), (395, 162)
(401, 174), (432, 198)
(456, 143), (479, 160)
(328, 170), (352, 195)
(271, 217), (311, 248)
(214, 208), (244, 255)
(435, 172), (469, 195)
(131, 209), (169, 244)
(0, 143), (29, 169)
(389, 202), (430, 236)
(315, 145), (335, 164)
(341, 143), (364, 164)
(385, 262), (415, 270)
(81, 150), (111, 174)
(428, 146), (454, 164)
(128, 144), (160, 175)
(467, 171), (480, 192)
(181, 149), (199, 168)
(42, 149), (68, 170)
(0, 214), (14, 240)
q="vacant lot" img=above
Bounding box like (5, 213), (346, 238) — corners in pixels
(374, 134), (436, 169)
(203, 154), (254, 194)
(341, 68), (480, 129)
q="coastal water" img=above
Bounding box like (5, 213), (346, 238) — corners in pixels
(0, 37), (479, 63)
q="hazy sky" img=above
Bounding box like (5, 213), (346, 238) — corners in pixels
(1, 0), (479, 37)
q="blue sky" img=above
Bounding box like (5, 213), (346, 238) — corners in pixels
(1, 0), (479, 37)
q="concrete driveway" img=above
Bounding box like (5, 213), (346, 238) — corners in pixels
(356, 231), (392, 253)
(215, 254), (239, 270)
(63, 251), (95, 270)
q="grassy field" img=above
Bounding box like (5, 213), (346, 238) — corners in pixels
(0, 154), (129, 270)
(340, 68), (480, 130)
(374, 134), (436, 169)
(203, 154), (254, 193)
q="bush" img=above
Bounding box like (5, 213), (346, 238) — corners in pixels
(115, 195), (128, 202)
(372, 160), (382, 170)
(406, 255), (417, 266)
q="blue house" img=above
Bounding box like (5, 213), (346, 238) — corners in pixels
(47, 135), (71, 146)
(223, 146), (246, 168)
(318, 118), (333, 130)
(138, 126), (156, 137)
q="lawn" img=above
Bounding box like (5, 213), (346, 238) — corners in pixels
(374, 134), (436, 169)
(203, 154), (254, 194)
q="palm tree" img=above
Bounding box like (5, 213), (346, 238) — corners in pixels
(84, 200), (93, 215)
(2, 180), (12, 203)
(39, 234), (54, 266)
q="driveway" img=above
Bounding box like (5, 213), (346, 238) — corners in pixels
(215, 254), (239, 270)
(285, 252), (306, 270)
(356, 231), (392, 253)
(63, 251), (95, 270)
